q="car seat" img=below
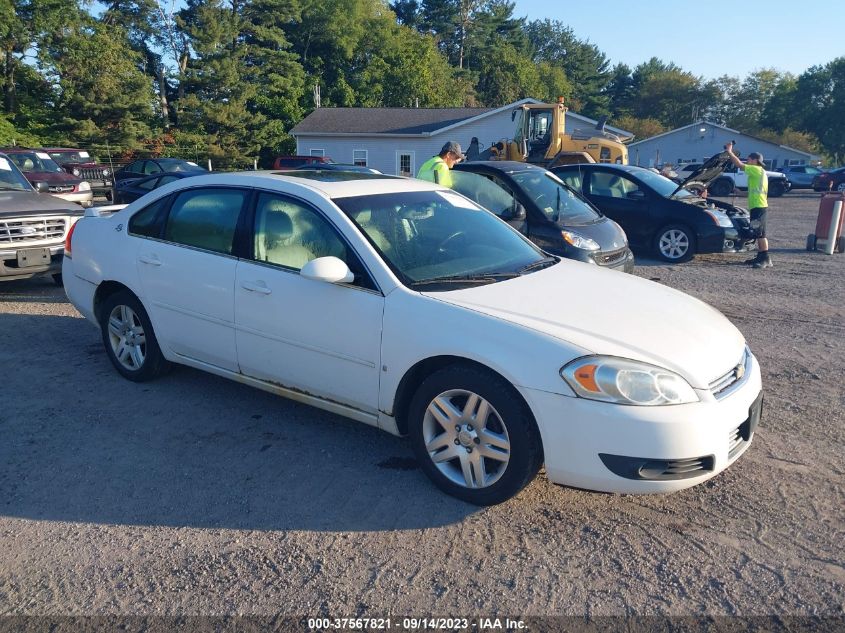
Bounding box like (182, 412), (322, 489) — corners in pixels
(22, 158), (35, 171)
(261, 205), (316, 269)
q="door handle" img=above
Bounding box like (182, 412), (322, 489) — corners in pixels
(138, 254), (162, 266)
(240, 280), (272, 295)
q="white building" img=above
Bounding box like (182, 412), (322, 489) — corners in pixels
(290, 98), (633, 176)
(628, 121), (819, 169)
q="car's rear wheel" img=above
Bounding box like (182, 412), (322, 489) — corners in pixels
(769, 181), (786, 197)
(837, 182), (845, 193)
(52, 273), (63, 287)
(837, 235), (845, 254)
(806, 234), (817, 251)
(408, 364), (543, 505)
(709, 178), (733, 197)
(654, 224), (696, 263)
(100, 290), (169, 382)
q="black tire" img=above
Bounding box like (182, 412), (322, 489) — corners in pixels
(806, 234), (817, 251)
(52, 273), (63, 287)
(99, 290), (170, 382)
(654, 224), (696, 263)
(709, 178), (733, 197)
(408, 364), (543, 505)
(769, 181), (786, 197)
(837, 235), (845, 254)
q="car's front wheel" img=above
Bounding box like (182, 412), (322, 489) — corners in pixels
(100, 290), (169, 382)
(837, 182), (845, 193)
(654, 224), (696, 263)
(408, 364), (543, 505)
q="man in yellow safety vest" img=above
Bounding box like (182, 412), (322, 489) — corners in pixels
(725, 141), (771, 269)
(417, 141), (465, 188)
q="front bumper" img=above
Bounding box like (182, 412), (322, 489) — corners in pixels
(592, 247), (635, 273)
(51, 191), (94, 208)
(0, 244), (63, 280)
(519, 352), (763, 494)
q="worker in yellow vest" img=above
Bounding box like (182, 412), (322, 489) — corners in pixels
(417, 141), (465, 188)
(725, 142), (771, 269)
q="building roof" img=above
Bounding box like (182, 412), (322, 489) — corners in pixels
(290, 99), (633, 139)
(628, 120), (818, 159)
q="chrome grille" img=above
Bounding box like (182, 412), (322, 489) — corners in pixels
(48, 184), (74, 193)
(593, 248), (628, 266)
(709, 348), (751, 400)
(78, 167), (109, 180)
(0, 217), (67, 245)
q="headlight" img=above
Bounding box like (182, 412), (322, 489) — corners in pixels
(78, 181), (91, 192)
(102, 169), (110, 177)
(705, 210), (734, 228)
(561, 230), (600, 251)
(72, 168), (81, 176)
(561, 356), (699, 406)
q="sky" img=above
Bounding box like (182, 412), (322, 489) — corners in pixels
(511, 0), (844, 80)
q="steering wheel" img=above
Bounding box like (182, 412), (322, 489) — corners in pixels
(437, 231), (469, 253)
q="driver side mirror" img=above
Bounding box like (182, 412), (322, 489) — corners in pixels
(627, 190), (646, 200)
(507, 202), (527, 221)
(300, 256), (354, 284)
(33, 181), (50, 193)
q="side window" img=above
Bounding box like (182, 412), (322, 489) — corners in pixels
(253, 193), (376, 290)
(557, 171), (582, 192)
(144, 161), (162, 175)
(164, 188), (247, 254)
(128, 195), (170, 238)
(136, 177), (160, 191)
(588, 172), (639, 199)
(450, 171), (516, 218)
(127, 161), (144, 174)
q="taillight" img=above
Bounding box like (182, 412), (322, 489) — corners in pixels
(65, 219), (79, 256)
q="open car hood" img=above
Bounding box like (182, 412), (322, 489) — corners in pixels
(670, 151), (731, 197)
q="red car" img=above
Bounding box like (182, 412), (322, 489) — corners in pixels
(813, 167), (845, 192)
(1, 147), (93, 207)
(44, 147), (114, 199)
(272, 155), (333, 170)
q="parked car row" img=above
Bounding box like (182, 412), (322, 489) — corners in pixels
(62, 169), (762, 505)
(0, 151), (82, 285)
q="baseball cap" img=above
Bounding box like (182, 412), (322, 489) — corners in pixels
(748, 152), (764, 164)
(441, 141), (466, 160)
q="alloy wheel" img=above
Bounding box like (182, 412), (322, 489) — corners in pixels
(422, 389), (510, 489)
(659, 229), (690, 260)
(107, 304), (147, 371)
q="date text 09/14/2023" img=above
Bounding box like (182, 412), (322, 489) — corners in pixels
(307, 617), (527, 630)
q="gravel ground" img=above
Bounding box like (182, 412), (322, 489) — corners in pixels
(0, 191), (843, 618)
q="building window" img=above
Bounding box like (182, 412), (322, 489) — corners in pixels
(397, 151), (414, 177)
(353, 150), (368, 167)
(310, 149), (325, 157)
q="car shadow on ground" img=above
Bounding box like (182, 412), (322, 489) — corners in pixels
(0, 313), (479, 532)
(0, 277), (67, 303)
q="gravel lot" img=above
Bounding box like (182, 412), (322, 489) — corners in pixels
(0, 191), (843, 618)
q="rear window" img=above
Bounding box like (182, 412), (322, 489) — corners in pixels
(128, 196), (170, 238)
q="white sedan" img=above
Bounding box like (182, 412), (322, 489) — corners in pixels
(62, 171), (762, 505)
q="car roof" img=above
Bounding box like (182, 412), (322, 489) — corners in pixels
(155, 170), (444, 199)
(0, 147), (37, 154)
(455, 160), (555, 176)
(554, 163), (650, 175)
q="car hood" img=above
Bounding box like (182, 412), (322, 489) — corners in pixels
(671, 151), (732, 196)
(423, 261), (745, 389)
(24, 171), (80, 184)
(0, 190), (82, 217)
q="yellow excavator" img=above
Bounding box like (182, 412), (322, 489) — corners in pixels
(467, 99), (629, 167)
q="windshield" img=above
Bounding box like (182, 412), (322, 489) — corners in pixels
(0, 156), (35, 191)
(49, 151), (93, 164)
(7, 151), (64, 174)
(634, 168), (697, 199)
(510, 170), (601, 224)
(333, 190), (547, 288)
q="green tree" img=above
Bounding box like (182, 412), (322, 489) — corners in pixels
(475, 41), (540, 105)
(43, 21), (154, 146)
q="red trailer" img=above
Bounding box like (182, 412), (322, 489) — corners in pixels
(806, 192), (845, 253)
